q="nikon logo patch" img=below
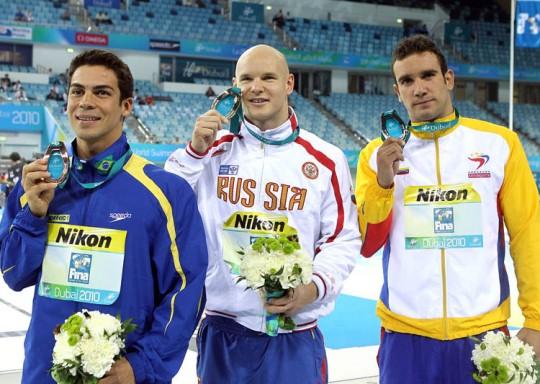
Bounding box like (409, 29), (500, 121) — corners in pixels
(56, 227), (112, 249)
(234, 214), (285, 232)
(416, 187), (468, 202)
(47, 224), (127, 253)
(404, 183), (481, 206)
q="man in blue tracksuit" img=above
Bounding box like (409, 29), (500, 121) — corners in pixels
(0, 50), (208, 384)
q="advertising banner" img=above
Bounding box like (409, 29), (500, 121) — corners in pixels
(231, 2), (264, 23)
(0, 25), (32, 41)
(516, 0), (540, 48)
(0, 104), (44, 132)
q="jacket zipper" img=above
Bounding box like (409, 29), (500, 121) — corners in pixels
(257, 141), (266, 213)
(434, 136), (448, 340)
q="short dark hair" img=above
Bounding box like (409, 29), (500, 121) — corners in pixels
(9, 152), (21, 162)
(391, 35), (448, 82)
(68, 49), (133, 104)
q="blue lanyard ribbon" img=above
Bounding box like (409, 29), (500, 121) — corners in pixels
(244, 125), (299, 145)
(66, 150), (132, 189)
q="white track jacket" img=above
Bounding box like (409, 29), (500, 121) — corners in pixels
(165, 109), (360, 332)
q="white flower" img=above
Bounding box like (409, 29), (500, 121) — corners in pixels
(471, 331), (538, 384)
(84, 311), (122, 339)
(51, 310), (133, 383)
(52, 332), (80, 366)
(79, 336), (120, 378)
(238, 246), (312, 291)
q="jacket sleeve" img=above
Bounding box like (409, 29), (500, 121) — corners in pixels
(0, 183), (48, 291)
(355, 139), (395, 257)
(310, 150), (361, 308)
(126, 178), (208, 383)
(499, 131), (540, 331)
(164, 142), (211, 190)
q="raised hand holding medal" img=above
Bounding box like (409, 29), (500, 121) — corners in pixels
(44, 141), (69, 184)
(380, 109), (409, 144)
(210, 87), (243, 134)
(377, 110), (407, 188)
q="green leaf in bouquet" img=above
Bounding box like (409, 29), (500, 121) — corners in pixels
(51, 366), (79, 384)
(268, 265), (284, 277)
(61, 314), (83, 335)
(472, 372), (483, 383)
(83, 375), (99, 384)
(470, 336), (482, 344)
(278, 315), (296, 331)
(121, 318), (137, 337)
(481, 357), (501, 372)
(283, 243), (295, 254)
(496, 366), (509, 382)
(67, 333), (80, 346)
(265, 238), (281, 252)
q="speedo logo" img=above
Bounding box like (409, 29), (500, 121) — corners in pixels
(416, 187), (468, 202)
(55, 227), (112, 249)
(109, 212), (132, 223)
(234, 214), (286, 232)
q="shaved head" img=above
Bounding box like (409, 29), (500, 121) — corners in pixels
(235, 45), (289, 79)
(233, 44), (294, 131)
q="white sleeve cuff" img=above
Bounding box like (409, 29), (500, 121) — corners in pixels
(312, 272), (329, 302)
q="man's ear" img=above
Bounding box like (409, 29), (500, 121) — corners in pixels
(393, 83), (401, 103)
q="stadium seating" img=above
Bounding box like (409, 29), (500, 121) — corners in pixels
(445, 20), (540, 67)
(0, 64), (37, 73)
(487, 101), (540, 154)
(319, 93), (408, 140)
(131, 91), (355, 149)
(285, 17), (402, 56)
(87, 0), (283, 48)
(2, 0), (79, 29)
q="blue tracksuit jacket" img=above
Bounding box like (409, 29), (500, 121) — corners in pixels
(0, 134), (208, 383)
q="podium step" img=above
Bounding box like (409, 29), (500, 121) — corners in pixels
(0, 370), (22, 384)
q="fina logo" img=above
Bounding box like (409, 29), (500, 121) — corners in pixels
(67, 253), (92, 284)
(433, 207), (454, 233)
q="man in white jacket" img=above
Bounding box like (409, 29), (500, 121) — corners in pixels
(165, 44), (360, 384)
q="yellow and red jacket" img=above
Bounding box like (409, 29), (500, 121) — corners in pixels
(355, 113), (540, 340)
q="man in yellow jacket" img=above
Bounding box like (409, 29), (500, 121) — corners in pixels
(355, 34), (540, 383)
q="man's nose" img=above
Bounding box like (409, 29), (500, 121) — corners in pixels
(79, 91), (95, 108)
(413, 81), (427, 97)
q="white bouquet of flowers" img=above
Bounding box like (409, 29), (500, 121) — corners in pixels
(471, 331), (540, 384)
(236, 236), (312, 336)
(51, 309), (136, 384)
